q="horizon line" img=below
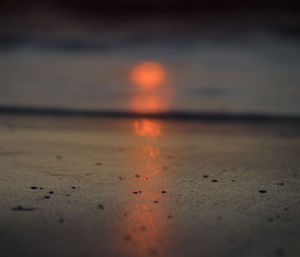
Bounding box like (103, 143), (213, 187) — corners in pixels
(0, 105), (299, 122)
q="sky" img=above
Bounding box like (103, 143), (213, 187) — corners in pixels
(0, 0), (299, 115)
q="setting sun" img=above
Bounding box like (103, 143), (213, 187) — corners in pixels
(130, 62), (166, 89)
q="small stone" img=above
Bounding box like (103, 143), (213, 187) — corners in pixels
(12, 205), (36, 211)
(124, 234), (131, 241)
(30, 186), (38, 190)
(98, 204), (104, 210)
(259, 190), (267, 194)
(211, 179), (218, 182)
(140, 225), (147, 231)
(161, 191), (167, 194)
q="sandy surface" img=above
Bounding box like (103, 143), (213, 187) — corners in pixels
(0, 114), (299, 257)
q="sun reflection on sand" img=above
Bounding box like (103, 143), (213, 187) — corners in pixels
(134, 119), (161, 137)
(115, 118), (173, 257)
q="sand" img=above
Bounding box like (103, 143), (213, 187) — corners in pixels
(0, 114), (299, 257)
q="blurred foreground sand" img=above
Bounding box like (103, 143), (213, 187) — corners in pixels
(0, 114), (299, 257)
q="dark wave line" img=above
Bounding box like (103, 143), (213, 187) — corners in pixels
(0, 105), (299, 122)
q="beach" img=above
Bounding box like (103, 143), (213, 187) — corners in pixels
(0, 114), (299, 257)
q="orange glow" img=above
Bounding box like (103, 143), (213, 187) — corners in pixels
(130, 62), (166, 89)
(134, 119), (161, 137)
(130, 93), (169, 113)
(112, 119), (173, 257)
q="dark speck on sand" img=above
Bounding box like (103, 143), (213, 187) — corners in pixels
(72, 186), (76, 189)
(154, 200), (159, 203)
(259, 190), (267, 193)
(124, 234), (131, 241)
(203, 175), (208, 178)
(212, 179), (218, 182)
(49, 191), (54, 194)
(56, 155), (62, 160)
(133, 191), (138, 194)
(30, 186), (38, 189)
(161, 191), (167, 193)
(140, 225), (147, 231)
(275, 248), (284, 256)
(58, 217), (64, 223)
(149, 248), (158, 256)
(95, 162), (102, 166)
(12, 205), (37, 211)
(135, 174), (140, 178)
(276, 183), (285, 186)
(44, 196), (50, 199)
(98, 204), (104, 210)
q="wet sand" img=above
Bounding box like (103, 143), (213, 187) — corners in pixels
(0, 114), (299, 257)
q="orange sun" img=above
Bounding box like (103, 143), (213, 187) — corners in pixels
(130, 62), (166, 89)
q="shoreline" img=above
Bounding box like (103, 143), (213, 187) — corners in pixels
(1, 105), (300, 122)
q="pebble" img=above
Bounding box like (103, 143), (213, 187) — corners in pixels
(259, 190), (267, 194)
(12, 205), (36, 211)
(124, 234), (131, 241)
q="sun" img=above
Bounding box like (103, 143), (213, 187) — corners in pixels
(130, 62), (166, 89)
